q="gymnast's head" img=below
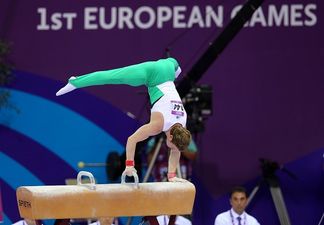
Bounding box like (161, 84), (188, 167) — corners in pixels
(166, 123), (191, 151)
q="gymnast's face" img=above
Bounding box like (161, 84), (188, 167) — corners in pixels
(165, 131), (179, 151)
(230, 192), (247, 215)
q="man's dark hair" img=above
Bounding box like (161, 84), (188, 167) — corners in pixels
(230, 186), (248, 198)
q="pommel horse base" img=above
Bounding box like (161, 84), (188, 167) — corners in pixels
(16, 171), (196, 225)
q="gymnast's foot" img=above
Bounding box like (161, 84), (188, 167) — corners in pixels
(56, 76), (77, 96)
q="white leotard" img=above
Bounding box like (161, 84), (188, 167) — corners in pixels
(151, 81), (187, 131)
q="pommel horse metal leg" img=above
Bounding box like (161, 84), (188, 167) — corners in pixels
(143, 215), (176, 225)
(16, 171), (196, 225)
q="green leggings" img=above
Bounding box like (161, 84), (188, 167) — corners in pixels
(69, 58), (179, 104)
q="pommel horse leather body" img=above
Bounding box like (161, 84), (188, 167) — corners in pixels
(16, 181), (196, 220)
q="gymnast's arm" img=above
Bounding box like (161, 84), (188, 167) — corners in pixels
(126, 112), (164, 165)
(168, 149), (180, 175)
(167, 148), (187, 182)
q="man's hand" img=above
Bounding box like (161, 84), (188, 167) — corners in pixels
(124, 166), (137, 176)
(167, 172), (187, 182)
(168, 177), (187, 182)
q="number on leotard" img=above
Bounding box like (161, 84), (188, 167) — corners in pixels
(171, 100), (184, 116)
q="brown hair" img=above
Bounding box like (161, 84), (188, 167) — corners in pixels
(230, 186), (248, 198)
(170, 124), (191, 151)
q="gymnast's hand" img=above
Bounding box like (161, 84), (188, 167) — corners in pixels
(124, 166), (137, 176)
(168, 177), (187, 182)
(167, 172), (187, 182)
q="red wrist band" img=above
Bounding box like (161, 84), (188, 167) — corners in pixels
(168, 172), (176, 179)
(125, 160), (135, 166)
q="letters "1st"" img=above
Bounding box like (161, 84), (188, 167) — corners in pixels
(37, 8), (77, 30)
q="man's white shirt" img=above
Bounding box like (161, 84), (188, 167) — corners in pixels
(214, 208), (260, 225)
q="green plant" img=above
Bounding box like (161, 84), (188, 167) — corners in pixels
(0, 39), (15, 110)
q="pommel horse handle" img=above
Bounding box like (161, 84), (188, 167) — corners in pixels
(121, 170), (139, 189)
(77, 171), (96, 190)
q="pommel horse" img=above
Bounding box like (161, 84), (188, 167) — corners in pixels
(16, 171), (196, 225)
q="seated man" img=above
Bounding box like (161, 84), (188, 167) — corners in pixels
(214, 186), (260, 225)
